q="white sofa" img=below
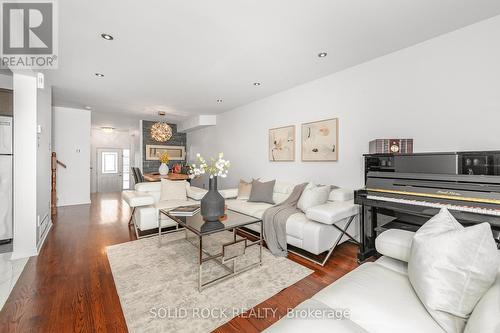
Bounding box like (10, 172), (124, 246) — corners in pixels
(264, 229), (500, 333)
(223, 182), (359, 265)
(123, 180), (360, 265)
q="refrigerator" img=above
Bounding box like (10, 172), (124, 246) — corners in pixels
(0, 116), (12, 242)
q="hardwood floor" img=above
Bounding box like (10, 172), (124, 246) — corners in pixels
(0, 192), (359, 332)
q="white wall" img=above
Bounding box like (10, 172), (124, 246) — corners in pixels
(12, 73), (38, 259)
(10, 72), (53, 259)
(53, 107), (91, 206)
(188, 16), (500, 190)
(36, 84), (52, 247)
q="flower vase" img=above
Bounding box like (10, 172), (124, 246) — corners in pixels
(201, 177), (225, 222)
(159, 163), (169, 176)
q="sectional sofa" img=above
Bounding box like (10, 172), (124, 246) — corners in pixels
(223, 181), (359, 265)
(122, 180), (359, 265)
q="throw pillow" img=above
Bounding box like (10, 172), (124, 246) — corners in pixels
(297, 184), (331, 212)
(237, 179), (253, 200)
(408, 208), (500, 333)
(160, 179), (188, 201)
(248, 179), (276, 204)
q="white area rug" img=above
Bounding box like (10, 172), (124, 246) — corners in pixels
(107, 231), (313, 333)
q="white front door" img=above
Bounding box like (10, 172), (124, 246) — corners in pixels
(97, 148), (123, 192)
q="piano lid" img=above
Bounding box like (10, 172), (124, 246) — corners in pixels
(365, 151), (500, 176)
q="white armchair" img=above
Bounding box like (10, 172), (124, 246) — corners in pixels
(122, 182), (202, 238)
(122, 182), (235, 238)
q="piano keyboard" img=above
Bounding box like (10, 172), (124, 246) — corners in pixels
(367, 195), (500, 217)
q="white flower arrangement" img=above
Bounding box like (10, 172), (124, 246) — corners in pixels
(189, 153), (230, 179)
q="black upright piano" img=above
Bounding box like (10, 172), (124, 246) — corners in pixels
(355, 151), (500, 262)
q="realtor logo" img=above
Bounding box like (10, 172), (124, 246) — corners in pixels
(0, 0), (58, 69)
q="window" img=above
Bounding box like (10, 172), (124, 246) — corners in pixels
(102, 152), (118, 174)
(122, 149), (130, 190)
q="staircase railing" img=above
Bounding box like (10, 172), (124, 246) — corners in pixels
(51, 152), (66, 216)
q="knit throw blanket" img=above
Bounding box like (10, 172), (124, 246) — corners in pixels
(262, 183), (308, 257)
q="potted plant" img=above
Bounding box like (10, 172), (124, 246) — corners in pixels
(158, 151), (169, 176)
(189, 153), (230, 222)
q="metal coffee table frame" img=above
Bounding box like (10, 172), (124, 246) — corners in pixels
(160, 209), (263, 291)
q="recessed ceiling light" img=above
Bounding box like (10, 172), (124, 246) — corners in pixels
(101, 33), (114, 40)
(318, 52), (328, 58)
(253, 82), (261, 86)
(216, 99), (223, 103)
(158, 111), (166, 116)
(95, 73), (104, 77)
(85, 106), (92, 110)
(101, 126), (114, 133)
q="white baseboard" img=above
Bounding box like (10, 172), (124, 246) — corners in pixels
(37, 221), (52, 253)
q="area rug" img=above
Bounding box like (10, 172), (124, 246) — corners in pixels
(106, 231), (313, 333)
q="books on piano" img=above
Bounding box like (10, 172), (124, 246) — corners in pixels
(369, 139), (413, 154)
(169, 205), (200, 216)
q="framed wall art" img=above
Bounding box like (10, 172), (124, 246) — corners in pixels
(145, 145), (186, 161)
(301, 118), (338, 161)
(269, 125), (295, 161)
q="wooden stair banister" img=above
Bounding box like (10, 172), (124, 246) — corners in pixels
(56, 160), (67, 169)
(51, 152), (67, 217)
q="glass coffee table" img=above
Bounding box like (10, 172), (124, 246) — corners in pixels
(159, 209), (263, 291)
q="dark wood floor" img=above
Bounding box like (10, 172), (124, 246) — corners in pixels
(0, 192), (359, 332)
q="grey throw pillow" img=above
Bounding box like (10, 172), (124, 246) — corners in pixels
(248, 179), (276, 204)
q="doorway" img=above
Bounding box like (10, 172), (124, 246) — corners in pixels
(97, 148), (130, 192)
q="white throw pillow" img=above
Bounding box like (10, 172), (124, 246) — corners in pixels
(408, 208), (500, 333)
(160, 179), (187, 201)
(297, 184), (331, 212)
(328, 188), (353, 202)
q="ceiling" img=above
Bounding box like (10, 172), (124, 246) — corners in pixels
(49, 0), (500, 123)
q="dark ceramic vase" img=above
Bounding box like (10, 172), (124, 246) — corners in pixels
(201, 177), (225, 222)
(200, 220), (225, 233)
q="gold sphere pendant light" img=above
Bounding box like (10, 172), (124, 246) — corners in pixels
(151, 111), (172, 142)
(151, 122), (172, 142)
